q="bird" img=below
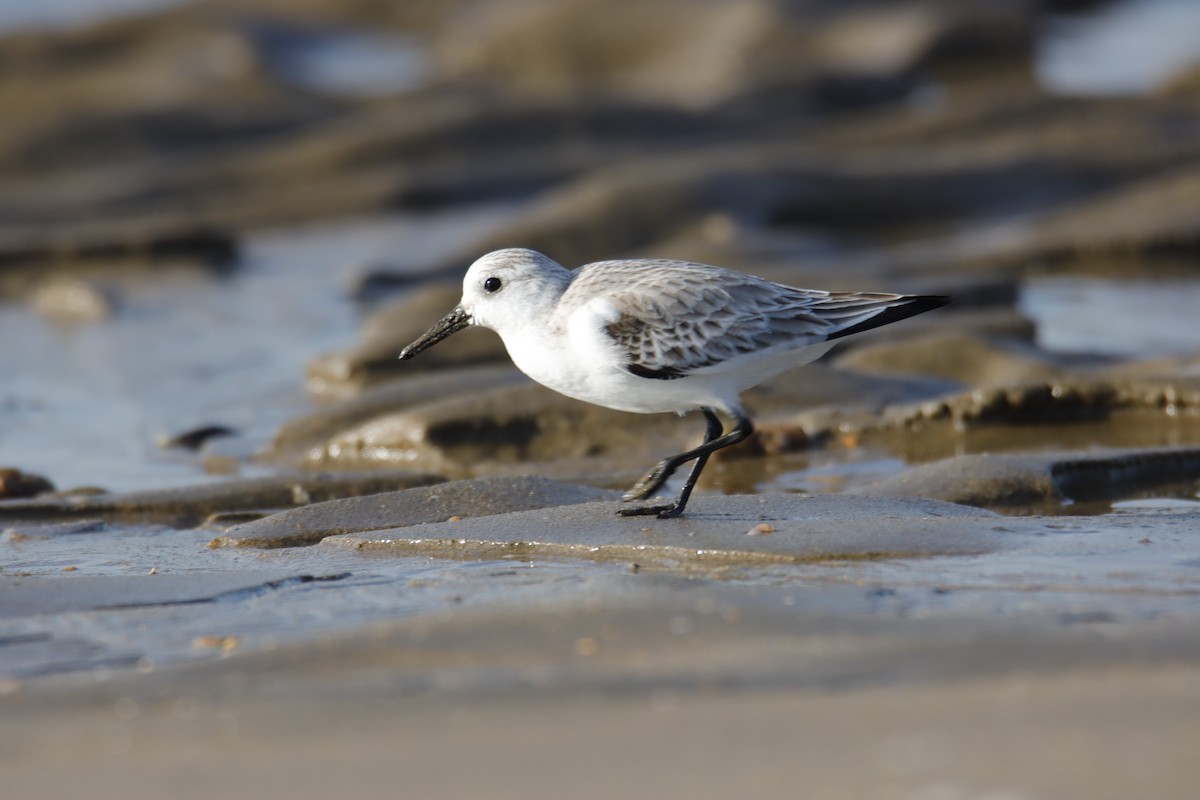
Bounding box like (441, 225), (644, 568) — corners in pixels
(400, 248), (949, 518)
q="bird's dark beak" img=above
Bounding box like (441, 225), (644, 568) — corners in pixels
(399, 306), (471, 361)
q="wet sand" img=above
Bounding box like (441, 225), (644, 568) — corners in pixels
(5, 490), (1199, 797)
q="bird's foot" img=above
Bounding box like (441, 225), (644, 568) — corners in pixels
(622, 460), (675, 502)
(616, 502), (683, 519)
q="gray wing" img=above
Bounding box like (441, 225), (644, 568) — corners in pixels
(567, 260), (946, 380)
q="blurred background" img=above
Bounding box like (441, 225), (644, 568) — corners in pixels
(2, 0), (1200, 503)
(4, 3), (1200, 797)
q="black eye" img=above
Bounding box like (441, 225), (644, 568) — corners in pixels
(483, 277), (502, 293)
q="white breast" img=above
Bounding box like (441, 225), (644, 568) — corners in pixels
(494, 297), (734, 415)
(501, 298), (617, 399)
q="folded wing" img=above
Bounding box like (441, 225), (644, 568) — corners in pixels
(570, 260), (948, 380)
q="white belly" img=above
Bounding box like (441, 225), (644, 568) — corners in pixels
(498, 324), (834, 416)
(503, 327), (692, 413)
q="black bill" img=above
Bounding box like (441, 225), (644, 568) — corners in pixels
(399, 306), (471, 360)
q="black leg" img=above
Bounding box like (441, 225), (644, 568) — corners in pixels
(618, 409), (753, 519)
(620, 409), (723, 503)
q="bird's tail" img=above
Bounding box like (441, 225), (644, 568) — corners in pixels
(820, 293), (951, 341)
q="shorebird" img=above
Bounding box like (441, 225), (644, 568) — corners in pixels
(401, 248), (948, 518)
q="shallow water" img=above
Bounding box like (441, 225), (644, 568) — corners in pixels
(1021, 275), (1200, 357)
(1037, 0), (1200, 94)
(272, 30), (431, 97)
(0, 0), (182, 32)
(1, 206), (509, 492)
(5, 500), (1198, 680)
(0, 517), (595, 677)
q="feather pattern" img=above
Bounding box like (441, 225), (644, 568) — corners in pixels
(559, 259), (935, 379)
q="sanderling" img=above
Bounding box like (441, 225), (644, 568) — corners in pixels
(401, 248), (948, 518)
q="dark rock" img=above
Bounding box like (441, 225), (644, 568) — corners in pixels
(0, 468), (54, 499)
(865, 447), (1200, 514)
(0, 224), (237, 270)
(159, 425), (239, 451)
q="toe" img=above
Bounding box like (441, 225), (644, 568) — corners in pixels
(616, 504), (675, 517)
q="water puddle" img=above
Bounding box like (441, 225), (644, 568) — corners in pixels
(1037, 0), (1200, 94)
(0, 206), (510, 492)
(1020, 275), (1200, 358)
(269, 29), (431, 97)
(1107, 495), (1200, 515)
(0, 0), (183, 32)
(716, 451), (908, 497)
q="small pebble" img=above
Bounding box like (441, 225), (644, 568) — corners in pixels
(31, 277), (116, 323)
(0, 468), (54, 499)
(158, 425), (238, 451)
(192, 635), (240, 652)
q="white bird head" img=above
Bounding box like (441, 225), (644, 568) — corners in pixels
(399, 248), (570, 360)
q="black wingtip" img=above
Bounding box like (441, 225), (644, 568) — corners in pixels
(826, 295), (951, 341)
